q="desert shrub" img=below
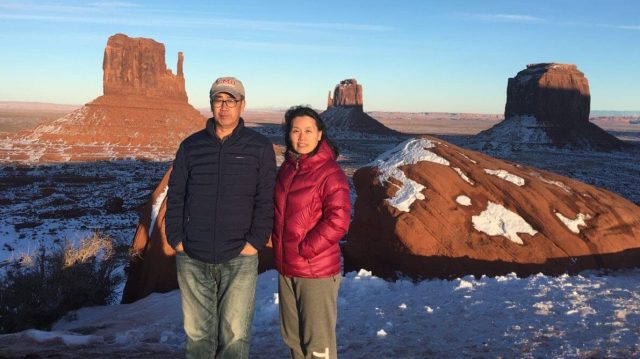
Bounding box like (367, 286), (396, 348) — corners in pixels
(0, 233), (126, 334)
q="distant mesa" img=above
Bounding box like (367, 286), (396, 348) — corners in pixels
(466, 63), (626, 151)
(0, 33), (205, 163)
(321, 78), (400, 137)
(327, 79), (363, 107)
(344, 136), (640, 280)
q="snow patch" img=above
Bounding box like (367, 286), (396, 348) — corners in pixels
(149, 185), (169, 236)
(533, 302), (554, 316)
(456, 195), (472, 206)
(472, 202), (538, 245)
(457, 151), (477, 164)
(24, 329), (101, 346)
(554, 211), (591, 234)
(370, 138), (449, 212)
(456, 279), (474, 290)
(484, 169), (525, 186)
(542, 178), (572, 193)
(355, 269), (373, 278)
(453, 167), (474, 185)
(424, 306), (434, 313)
(529, 171), (572, 193)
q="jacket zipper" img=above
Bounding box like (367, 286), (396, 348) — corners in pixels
(214, 140), (223, 262)
(280, 158), (299, 273)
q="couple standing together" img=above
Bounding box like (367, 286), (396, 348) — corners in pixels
(165, 76), (351, 359)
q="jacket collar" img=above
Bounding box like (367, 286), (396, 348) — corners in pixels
(205, 117), (245, 143)
(286, 140), (335, 169)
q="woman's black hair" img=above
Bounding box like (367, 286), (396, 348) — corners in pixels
(283, 105), (339, 157)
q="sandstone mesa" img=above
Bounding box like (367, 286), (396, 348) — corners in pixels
(0, 33), (205, 163)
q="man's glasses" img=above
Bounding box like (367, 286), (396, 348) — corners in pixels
(212, 98), (241, 108)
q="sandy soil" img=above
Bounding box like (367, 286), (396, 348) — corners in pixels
(0, 102), (80, 133)
(1, 102), (636, 138)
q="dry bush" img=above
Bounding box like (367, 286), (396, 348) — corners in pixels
(0, 233), (126, 334)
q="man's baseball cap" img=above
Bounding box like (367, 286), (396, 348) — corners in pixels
(210, 77), (245, 100)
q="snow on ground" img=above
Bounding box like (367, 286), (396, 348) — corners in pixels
(471, 115), (553, 149)
(0, 161), (169, 265)
(3, 268), (639, 358)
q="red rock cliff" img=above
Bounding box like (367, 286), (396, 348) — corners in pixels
(468, 63), (625, 151)
(505, 63), (589, 126)
(330, 79), (363, 107)
(103, 33), (187, 101)
(321, 79), (399, 137)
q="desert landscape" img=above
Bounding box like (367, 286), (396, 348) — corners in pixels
(1, 16), (639, 357)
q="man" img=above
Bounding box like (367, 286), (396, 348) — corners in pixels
(165, 76), (276, 358)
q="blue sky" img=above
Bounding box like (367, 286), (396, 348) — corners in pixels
(0, 0), (638, 113)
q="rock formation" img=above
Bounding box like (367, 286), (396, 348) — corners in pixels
(103, 34), (187, 101)
(328, 79), (363, 107)
(0, 33), (205, 163)
(122, 144), (285, 303)
(321, 79), (400, 137)
(344, 136), (640, 279)
(467, 63), (625, 151)
(121, 168), (175, 304)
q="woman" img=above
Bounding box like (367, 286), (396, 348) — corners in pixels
(272, 105), (351, 359)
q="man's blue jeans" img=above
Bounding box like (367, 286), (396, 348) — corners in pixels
(176, 251), (258, 359)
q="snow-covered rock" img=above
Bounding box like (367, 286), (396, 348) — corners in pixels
(345, 135), (640, 279)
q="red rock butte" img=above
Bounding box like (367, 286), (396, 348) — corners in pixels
(327, 79), (363, 108)
(322, 79), (399, 137)
(469, 63), (625, 151)
(0, 33), (206, 163)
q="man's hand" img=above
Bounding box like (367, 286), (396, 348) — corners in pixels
(240, 242), (258, 255)
(175, 242), (184, 252)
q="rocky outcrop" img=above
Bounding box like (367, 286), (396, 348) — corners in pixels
(122, 144), (285, 303)
(505, 63), (589, 125)
(344, 136), (640, 279)
(121, 168), (175, 304)
(322, 79), (399, 137)
(467, 63), (625, 151)
(328, 79), (363, 107)
(0, 33), (205, 163)
(103, 33), (187, 101)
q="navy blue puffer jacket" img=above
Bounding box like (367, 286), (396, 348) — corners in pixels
(165, 118), (276, 264)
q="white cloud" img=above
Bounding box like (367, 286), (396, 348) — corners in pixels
(601, 24), (640, 31)
(0, 2), (392, 33)
(464, 13), (545, 23)
(87, 1), (140, 8)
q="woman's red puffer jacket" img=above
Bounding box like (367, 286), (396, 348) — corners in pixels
(272, 140), (351, 278)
